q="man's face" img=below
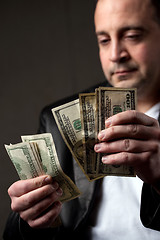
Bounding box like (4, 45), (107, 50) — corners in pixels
(94, 0), (160, 97)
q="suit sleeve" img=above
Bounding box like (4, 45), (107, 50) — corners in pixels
(140, 183), (160, 231)
(3, 81), (109, 239)
(3, 110), (59, 240)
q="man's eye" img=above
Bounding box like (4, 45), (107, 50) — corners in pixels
(98, 38), (110, 46)
(127, 35), (138, 38)
(125, 33), (142, 41)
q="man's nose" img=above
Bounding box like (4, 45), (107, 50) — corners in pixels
(109, 41), (129, 63)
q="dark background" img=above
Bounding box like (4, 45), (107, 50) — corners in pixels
(0, 0), (106, 237)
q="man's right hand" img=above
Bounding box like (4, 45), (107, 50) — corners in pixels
(8, 175), (63, 229)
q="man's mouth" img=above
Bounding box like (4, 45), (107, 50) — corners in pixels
(114, 69), (137, 75)
(110, 69), (138, 81)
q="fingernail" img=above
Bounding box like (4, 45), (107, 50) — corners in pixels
(44, 175), (52, 184)
(105, 118), (112, 127)
(56, 188), (63, 196)
(98, 130), (105, 140)
(102, 156), (108, 163)
(94, 144), (101, 152)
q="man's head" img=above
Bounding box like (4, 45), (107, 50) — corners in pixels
(94, 0), (160, 102)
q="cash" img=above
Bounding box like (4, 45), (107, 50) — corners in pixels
(95, 87), (136, 177)
(52, 100), (85, 172)
(79, 93), (100, 180)
(5, 142), (44, 180)
(5, 133), (81, 203)
(52, 87), (137, 181)
(6, 87), (136, 185)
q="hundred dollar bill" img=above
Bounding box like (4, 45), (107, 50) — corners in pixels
(21, 133), (81, 202)
(5, 142), (44, 180)
(96, 87), (137, 176)
(79, 93), (100, 180)
(52, 100), (85, 172)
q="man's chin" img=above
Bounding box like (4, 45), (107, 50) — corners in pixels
(112, 79), (137, 89)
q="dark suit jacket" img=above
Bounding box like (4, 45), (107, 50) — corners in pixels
(3, 81), (160, 239)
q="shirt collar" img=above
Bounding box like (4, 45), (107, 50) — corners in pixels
(145, 102), (160, 120)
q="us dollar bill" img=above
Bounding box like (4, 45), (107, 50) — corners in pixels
(21, 133), (81, 202)
(52, 100), (85, 173)
(79, 93), (100, 180)
(5, 133), (81, 203)
(5, 142), (44, 180)
(96, 87), (136, 176)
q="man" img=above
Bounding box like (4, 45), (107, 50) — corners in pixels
(3, 0), (160, 239)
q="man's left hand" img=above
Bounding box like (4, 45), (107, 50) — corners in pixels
(94, 110), (160, 192)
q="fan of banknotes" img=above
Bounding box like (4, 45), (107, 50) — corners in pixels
(52, 87), (137, 181)
(5, 86), (137, 200)
(5, 133), (81, 203)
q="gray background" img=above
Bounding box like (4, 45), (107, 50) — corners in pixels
(0, 0), (106, 238)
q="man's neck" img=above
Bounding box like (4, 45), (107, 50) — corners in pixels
(137, 99), (160, 113)
(136, 86), (160, 113)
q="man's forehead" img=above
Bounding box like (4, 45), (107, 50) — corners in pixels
(96, 0), (151, 4)
(94, 0), (155, 27)
(95, 0), (152, 13)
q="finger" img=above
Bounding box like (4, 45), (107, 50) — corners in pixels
(11, 182), (60, 212)
(105, 110), (159, 128)
(98, 124), (160, 141)
(101, 151), (151, 166)
(8, 175), (53, 198)
(95, 139), (159, 154)
(20, 188), (63, 221)
(28, 201), (62, 229)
